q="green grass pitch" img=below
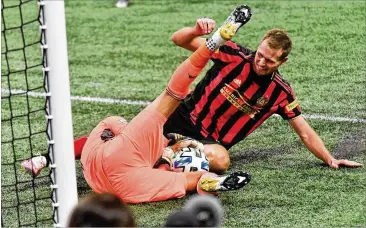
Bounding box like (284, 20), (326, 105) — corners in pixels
(1, 0), (365, 227)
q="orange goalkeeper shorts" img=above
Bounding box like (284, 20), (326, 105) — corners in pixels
(80, 107), (187, 203)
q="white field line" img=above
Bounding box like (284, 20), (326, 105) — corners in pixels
(1, 89), (150, 106)
(2, 89), (366, 123)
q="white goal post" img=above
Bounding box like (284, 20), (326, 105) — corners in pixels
(40, 0), (78, 226)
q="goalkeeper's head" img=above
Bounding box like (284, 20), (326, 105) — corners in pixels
(68, 193), (135, 227)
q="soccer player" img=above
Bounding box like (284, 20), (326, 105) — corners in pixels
(163, 17), (362, 174)
(22, 6), (253, 204)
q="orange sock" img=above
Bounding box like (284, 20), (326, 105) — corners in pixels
(166, 44), (213, 100)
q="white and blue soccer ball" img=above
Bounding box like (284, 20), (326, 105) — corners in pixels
(172, 147), (209, 172)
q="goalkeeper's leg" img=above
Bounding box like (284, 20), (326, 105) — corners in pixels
(149, 6), (247, 118)
(21, 115), (128, 177)
(117, 168), (251, 203)
(21, 136), (88, 177)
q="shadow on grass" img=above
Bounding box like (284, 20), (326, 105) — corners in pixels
(318, 129), (365, 168)
(229, 144), (297, 166)
(333, 129), (366, 159)
(230, 129), (365, 168)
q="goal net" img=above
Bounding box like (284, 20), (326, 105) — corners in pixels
(1, 0), (78, 226)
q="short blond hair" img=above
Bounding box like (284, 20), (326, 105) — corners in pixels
(261, 29), (292, 60)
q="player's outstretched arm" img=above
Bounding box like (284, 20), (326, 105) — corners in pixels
(289, 116), (362, 168)
(171, 17), (216, 52)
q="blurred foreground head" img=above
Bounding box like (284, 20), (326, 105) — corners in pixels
(68, 193), (135, 227)
(165, 194), (223, 227)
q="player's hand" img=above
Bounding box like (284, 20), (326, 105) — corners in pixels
(162, 147), (175, 161)
(166, 133), (204, 153)
(193, 17), (216, 36)
(153, 147), (175, 170)
(328, 158), (362, 168)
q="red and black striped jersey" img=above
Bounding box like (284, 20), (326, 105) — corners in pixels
(177, 41), (301, 149)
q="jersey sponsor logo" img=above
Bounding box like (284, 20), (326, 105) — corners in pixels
(286, 99), (299, 112)
(256, 96), (268, 107)
(220, 83), (258, 118)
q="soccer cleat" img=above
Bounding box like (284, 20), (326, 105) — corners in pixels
(21, 155), (47, 177)
(199, 171), (251, 192)
(220, 5), (252, 40)
(206, 5), (252, 51)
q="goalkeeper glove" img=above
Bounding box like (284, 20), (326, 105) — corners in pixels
(153, 147), (175, 170)
(166, 133), (204, 153)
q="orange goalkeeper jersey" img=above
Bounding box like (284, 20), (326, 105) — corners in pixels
(80, 107), (187, 203)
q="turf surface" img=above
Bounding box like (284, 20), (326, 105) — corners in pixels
(1, 0), (365, 227)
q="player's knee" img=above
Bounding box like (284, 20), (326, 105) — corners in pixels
(204, 144), (230, 175)
(214, 153), (230, 174)
(221, 154), (230, 170)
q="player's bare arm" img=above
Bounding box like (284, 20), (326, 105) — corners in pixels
(171, 18), (216, 52)
(289, 116), (362, 168)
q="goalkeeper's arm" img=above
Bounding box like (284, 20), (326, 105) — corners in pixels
(153, 133), (204, 171)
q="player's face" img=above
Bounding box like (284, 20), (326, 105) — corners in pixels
(254, 39), (288, 76)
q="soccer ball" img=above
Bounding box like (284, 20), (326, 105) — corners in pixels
(172, 147), (209, 172)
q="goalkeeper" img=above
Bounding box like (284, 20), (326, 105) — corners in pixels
(21, 6), (252, 204)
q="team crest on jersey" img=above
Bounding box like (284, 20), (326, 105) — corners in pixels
(256, 96), (268, 107)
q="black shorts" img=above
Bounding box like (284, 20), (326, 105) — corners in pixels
(163, 108), (221, 146)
